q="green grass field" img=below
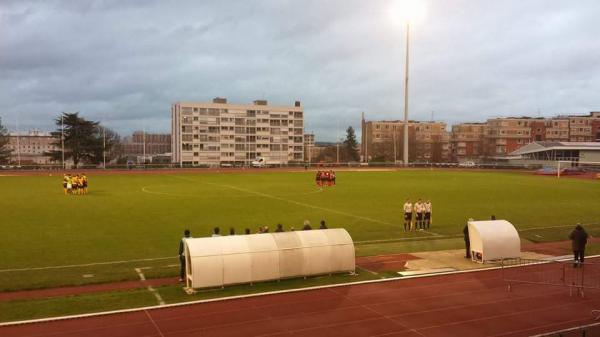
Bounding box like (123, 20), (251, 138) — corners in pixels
(1, 169), (599, 292)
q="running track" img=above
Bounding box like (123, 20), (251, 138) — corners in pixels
(2, 267), (599, 337)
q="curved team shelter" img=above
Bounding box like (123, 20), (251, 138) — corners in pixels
(184, 228), (355, 288)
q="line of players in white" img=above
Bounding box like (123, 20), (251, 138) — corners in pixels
(402, 199), (432, 231)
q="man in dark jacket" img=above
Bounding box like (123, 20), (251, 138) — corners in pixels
(463, 224), (471, 259)
(569, 224), (588, 267)
(179, 229), (191, 282)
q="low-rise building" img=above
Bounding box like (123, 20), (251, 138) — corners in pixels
(6, 130), (59, 165)
(361, 117), (450, 163)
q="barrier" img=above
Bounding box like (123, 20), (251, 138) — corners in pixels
(501, 258), (600, 298)
(184, 229), (355, 289)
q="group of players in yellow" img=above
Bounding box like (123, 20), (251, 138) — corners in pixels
(62, 173), (89, 195)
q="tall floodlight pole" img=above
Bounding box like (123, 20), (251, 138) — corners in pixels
(403, 22), (410, 167)
(61, 114), (65, 169)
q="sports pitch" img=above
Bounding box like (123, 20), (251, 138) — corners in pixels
(1, 169), (600, 290)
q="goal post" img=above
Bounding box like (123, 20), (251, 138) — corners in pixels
(556, 160), (600, 179)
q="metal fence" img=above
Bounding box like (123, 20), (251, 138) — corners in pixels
(531, 322), (600, 337)
(501, 258), (600, 298)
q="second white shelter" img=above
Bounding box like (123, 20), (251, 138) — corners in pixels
(468, 220), (520, 263)
(184, 228), (355, 288)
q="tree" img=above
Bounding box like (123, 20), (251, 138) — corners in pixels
(90, 127), (123, 164)
(47, 112), (121, 167)
(0, 117), (11, 164)
(343, 126), (360, 162)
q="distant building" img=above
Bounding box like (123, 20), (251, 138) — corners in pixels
(6, 130), (59, 165)
(450, 123), (485, 162)
(361, 116), (450, 163)
(122, 131), (171, 162)
(509, 141), (600, 166)
(171, 98), (304, 166)
(303, 133), (315, 162)
(484, 112), (600, 158)
(483, 117), (534, 157)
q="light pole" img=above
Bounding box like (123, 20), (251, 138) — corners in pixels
(403, 21), (410, 167)
(391, 0), (426, 167)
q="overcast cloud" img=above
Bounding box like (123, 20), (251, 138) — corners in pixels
(1, 0), (599, 141)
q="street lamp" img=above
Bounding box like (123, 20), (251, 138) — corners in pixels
(390, 0), (426, 166)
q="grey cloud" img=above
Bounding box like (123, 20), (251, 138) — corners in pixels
(1, 0), (599, 141)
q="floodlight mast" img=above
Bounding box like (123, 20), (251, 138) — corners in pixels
(403, 21), (410, 167)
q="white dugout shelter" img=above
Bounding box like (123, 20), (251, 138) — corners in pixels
(468, 220), (520, 263)
(184, 228), (355, 288)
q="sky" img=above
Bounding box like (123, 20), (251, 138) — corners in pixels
(1, 0), (599, 141)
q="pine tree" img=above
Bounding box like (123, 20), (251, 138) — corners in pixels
(343, 126), (360, 162)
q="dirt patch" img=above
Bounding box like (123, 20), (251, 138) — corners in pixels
(356, 253), (420, 272)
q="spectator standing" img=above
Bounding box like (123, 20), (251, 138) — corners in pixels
(302, 220), (312, 230)
(212, 227), (221, 237)
(319, 220), (328, 229)
(463, 220), (472, 259)
(569, 224), (589, 267)
(403, 199), (413, 231)
(491, 215), (496, 220)
(229, 228), (235, 235)
(178, 229), (191, 282)
(275, 223), (284, 232)
(244, 228), (251, 235)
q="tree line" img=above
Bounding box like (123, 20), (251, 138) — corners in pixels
(0, 113), (122, 166)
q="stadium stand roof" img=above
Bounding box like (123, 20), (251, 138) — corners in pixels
(510, 141), (600, 156)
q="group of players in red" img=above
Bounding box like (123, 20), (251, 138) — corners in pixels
(315, 170), (336, 187)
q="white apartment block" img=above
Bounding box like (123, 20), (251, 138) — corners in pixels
(171, 98), (304, 166)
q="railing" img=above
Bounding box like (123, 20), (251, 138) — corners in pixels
(0, 161), (545, 171)
(501, 258), (600, 298)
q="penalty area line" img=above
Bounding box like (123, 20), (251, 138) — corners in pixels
(0, 256), (178, 273)
(135, 268), (165, 306)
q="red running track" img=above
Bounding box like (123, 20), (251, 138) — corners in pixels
(2, 267), (599, 337)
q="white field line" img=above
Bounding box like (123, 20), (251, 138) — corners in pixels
(517, 222), (599, 232)
(172, 175), (439, 237)
(144, 310), (166, 337)
(5, 254), (597, 328)
(141, 181), (324, 198)
(1, 221), (592, 273)
(0, 256), (177, 273)
(135, 268), (165, 306)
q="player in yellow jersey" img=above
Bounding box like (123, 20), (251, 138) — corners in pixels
(63, 174), (68, 195)
(72, 174), (80, 195)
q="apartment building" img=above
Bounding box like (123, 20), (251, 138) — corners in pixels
(567, 112), (600, 142)
(171, 98), (304, 166)
(484, 118), (533, 156)
(361, 119), (450, 162)
(6, 129), (59, 165)
(450, 123), (485, 162)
